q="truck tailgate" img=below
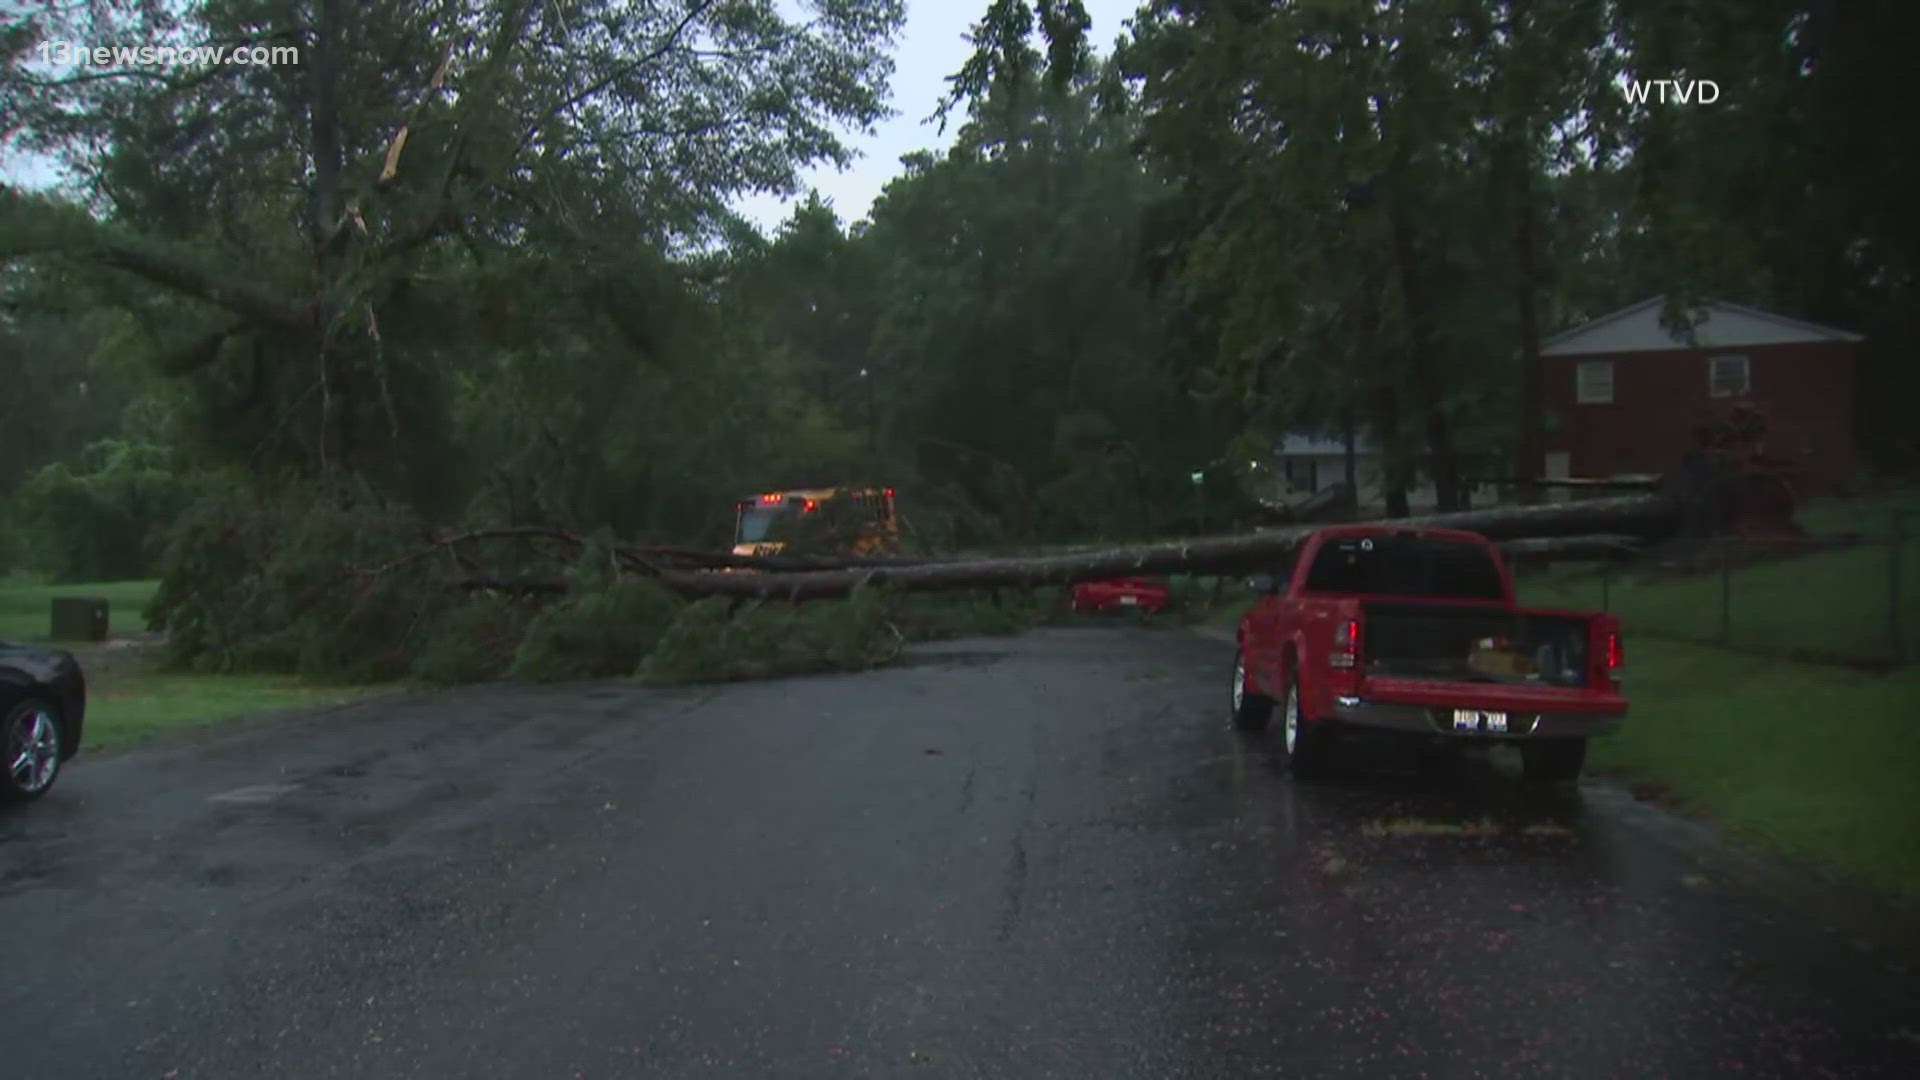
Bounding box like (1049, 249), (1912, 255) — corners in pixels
(1360, 675), (1626, 716)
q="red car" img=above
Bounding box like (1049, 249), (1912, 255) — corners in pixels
(1230, 525), (1625, 781)
(1071, 576), (1170, 614)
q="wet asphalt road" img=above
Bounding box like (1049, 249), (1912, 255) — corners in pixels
(3, 627), (1918, 1079)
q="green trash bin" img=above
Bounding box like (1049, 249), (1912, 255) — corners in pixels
(50, 596), (109, 642)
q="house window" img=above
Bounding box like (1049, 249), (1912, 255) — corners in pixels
(1709, 354), (1750, 398)
(1575, 360), (1614, 404)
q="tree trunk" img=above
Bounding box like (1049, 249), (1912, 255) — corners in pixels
(1340, 400), (1358, 509)
(1501, 0), (1548, 507)
(1511, 148), (1546, 507)
(624, 493), (1683, 600)
(307, 0), (342, 248)
(1372, 381), (1411, 517)
(1388, 190), (1463, 512)
(456, 493), (1684, 600)
(308, 0), (353, 475)
(1498, 535), (1642, 559)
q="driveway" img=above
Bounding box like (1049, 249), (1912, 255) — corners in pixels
(3, 628), (1916, 1078)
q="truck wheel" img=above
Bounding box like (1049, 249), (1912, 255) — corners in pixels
(1230, 649), (1272, 732)
(1521, 738), (1587, 783)
(1277, 675), (1334, 778)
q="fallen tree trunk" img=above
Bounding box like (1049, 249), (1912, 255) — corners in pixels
(634, 547), (938, 573)
(1497, 534), (1643, 558)
(352, 526), (942, 577)
(647, 494), (1684, 600)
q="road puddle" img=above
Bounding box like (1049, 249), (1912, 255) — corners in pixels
(206, 783), (301, 804)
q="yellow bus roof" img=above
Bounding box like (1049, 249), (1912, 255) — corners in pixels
(743, 486), (889, 501)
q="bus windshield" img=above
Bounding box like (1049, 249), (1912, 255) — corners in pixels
(736, 505), (790, 543)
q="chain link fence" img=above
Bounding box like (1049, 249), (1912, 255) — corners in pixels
(1522, 505), (1916, 669)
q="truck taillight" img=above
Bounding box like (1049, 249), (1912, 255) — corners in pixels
(1331, 618), (1360, 669)
(1606, 631), (1623, 670)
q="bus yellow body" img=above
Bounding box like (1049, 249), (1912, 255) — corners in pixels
(731, 486), (899, 557)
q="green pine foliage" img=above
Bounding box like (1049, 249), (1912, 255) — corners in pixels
(638, 587), (901, 686)
(410, 593), (540, 685)
(144, 481), (444, 679)
(507, 578), (684, 683)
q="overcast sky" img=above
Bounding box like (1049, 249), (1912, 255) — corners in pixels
(737, 0), (1141, 232)
(4, 1), (1144, 230)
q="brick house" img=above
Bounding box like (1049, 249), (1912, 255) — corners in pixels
(1540, 296), (1864, 497)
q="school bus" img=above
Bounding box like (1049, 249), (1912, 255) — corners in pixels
(731, 485), (899, 557)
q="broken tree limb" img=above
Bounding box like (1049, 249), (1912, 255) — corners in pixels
(644, 494), (1685, 601)
(348, 526), (589, 578)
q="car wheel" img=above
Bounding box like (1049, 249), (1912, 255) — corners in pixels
(1230, 649), (1272, 732)
(1520, 738), (1587, 783)
(2, 697), (65, 803)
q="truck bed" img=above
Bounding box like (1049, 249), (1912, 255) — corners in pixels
(1360, 601), (1597, 688)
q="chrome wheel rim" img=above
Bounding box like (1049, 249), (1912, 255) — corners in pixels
(9, 708), (60, 794)
(1231, 656), (1245, 715)
(1284, 686), (1299, 755)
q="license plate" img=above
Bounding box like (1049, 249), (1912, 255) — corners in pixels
(1118, 595), (1140, 606)
(1452, 709), (1508, 733)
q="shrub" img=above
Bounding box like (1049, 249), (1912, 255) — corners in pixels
(411, 592), (539, 684)
(149, 493), (692, 685)
(639, 585), (899, 685)
(507, 578), (682, 682)
(146, 480), (441, 678)
(296, 570), (442, 684)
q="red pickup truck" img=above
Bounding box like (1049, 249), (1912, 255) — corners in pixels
(1230, 525), (1625, 782)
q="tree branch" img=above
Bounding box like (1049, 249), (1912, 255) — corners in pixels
(1, 205), (310, 331)
(89, 243), (310, 329)
(512, 0), (724, 158)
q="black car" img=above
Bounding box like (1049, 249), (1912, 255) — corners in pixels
(0, 641), (86, 802)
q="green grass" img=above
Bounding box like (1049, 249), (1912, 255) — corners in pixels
(1587, 640), (1920, 900)
(1795, 487), (1920, 536)
(82, 674), (384, 750)
(3, 578), (380, 749)
(1520, 489), (1920, 664)
(1523, 542), (1917, 662)
(0, 578), (160, 642)
(1516, 490), (1920, 900)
